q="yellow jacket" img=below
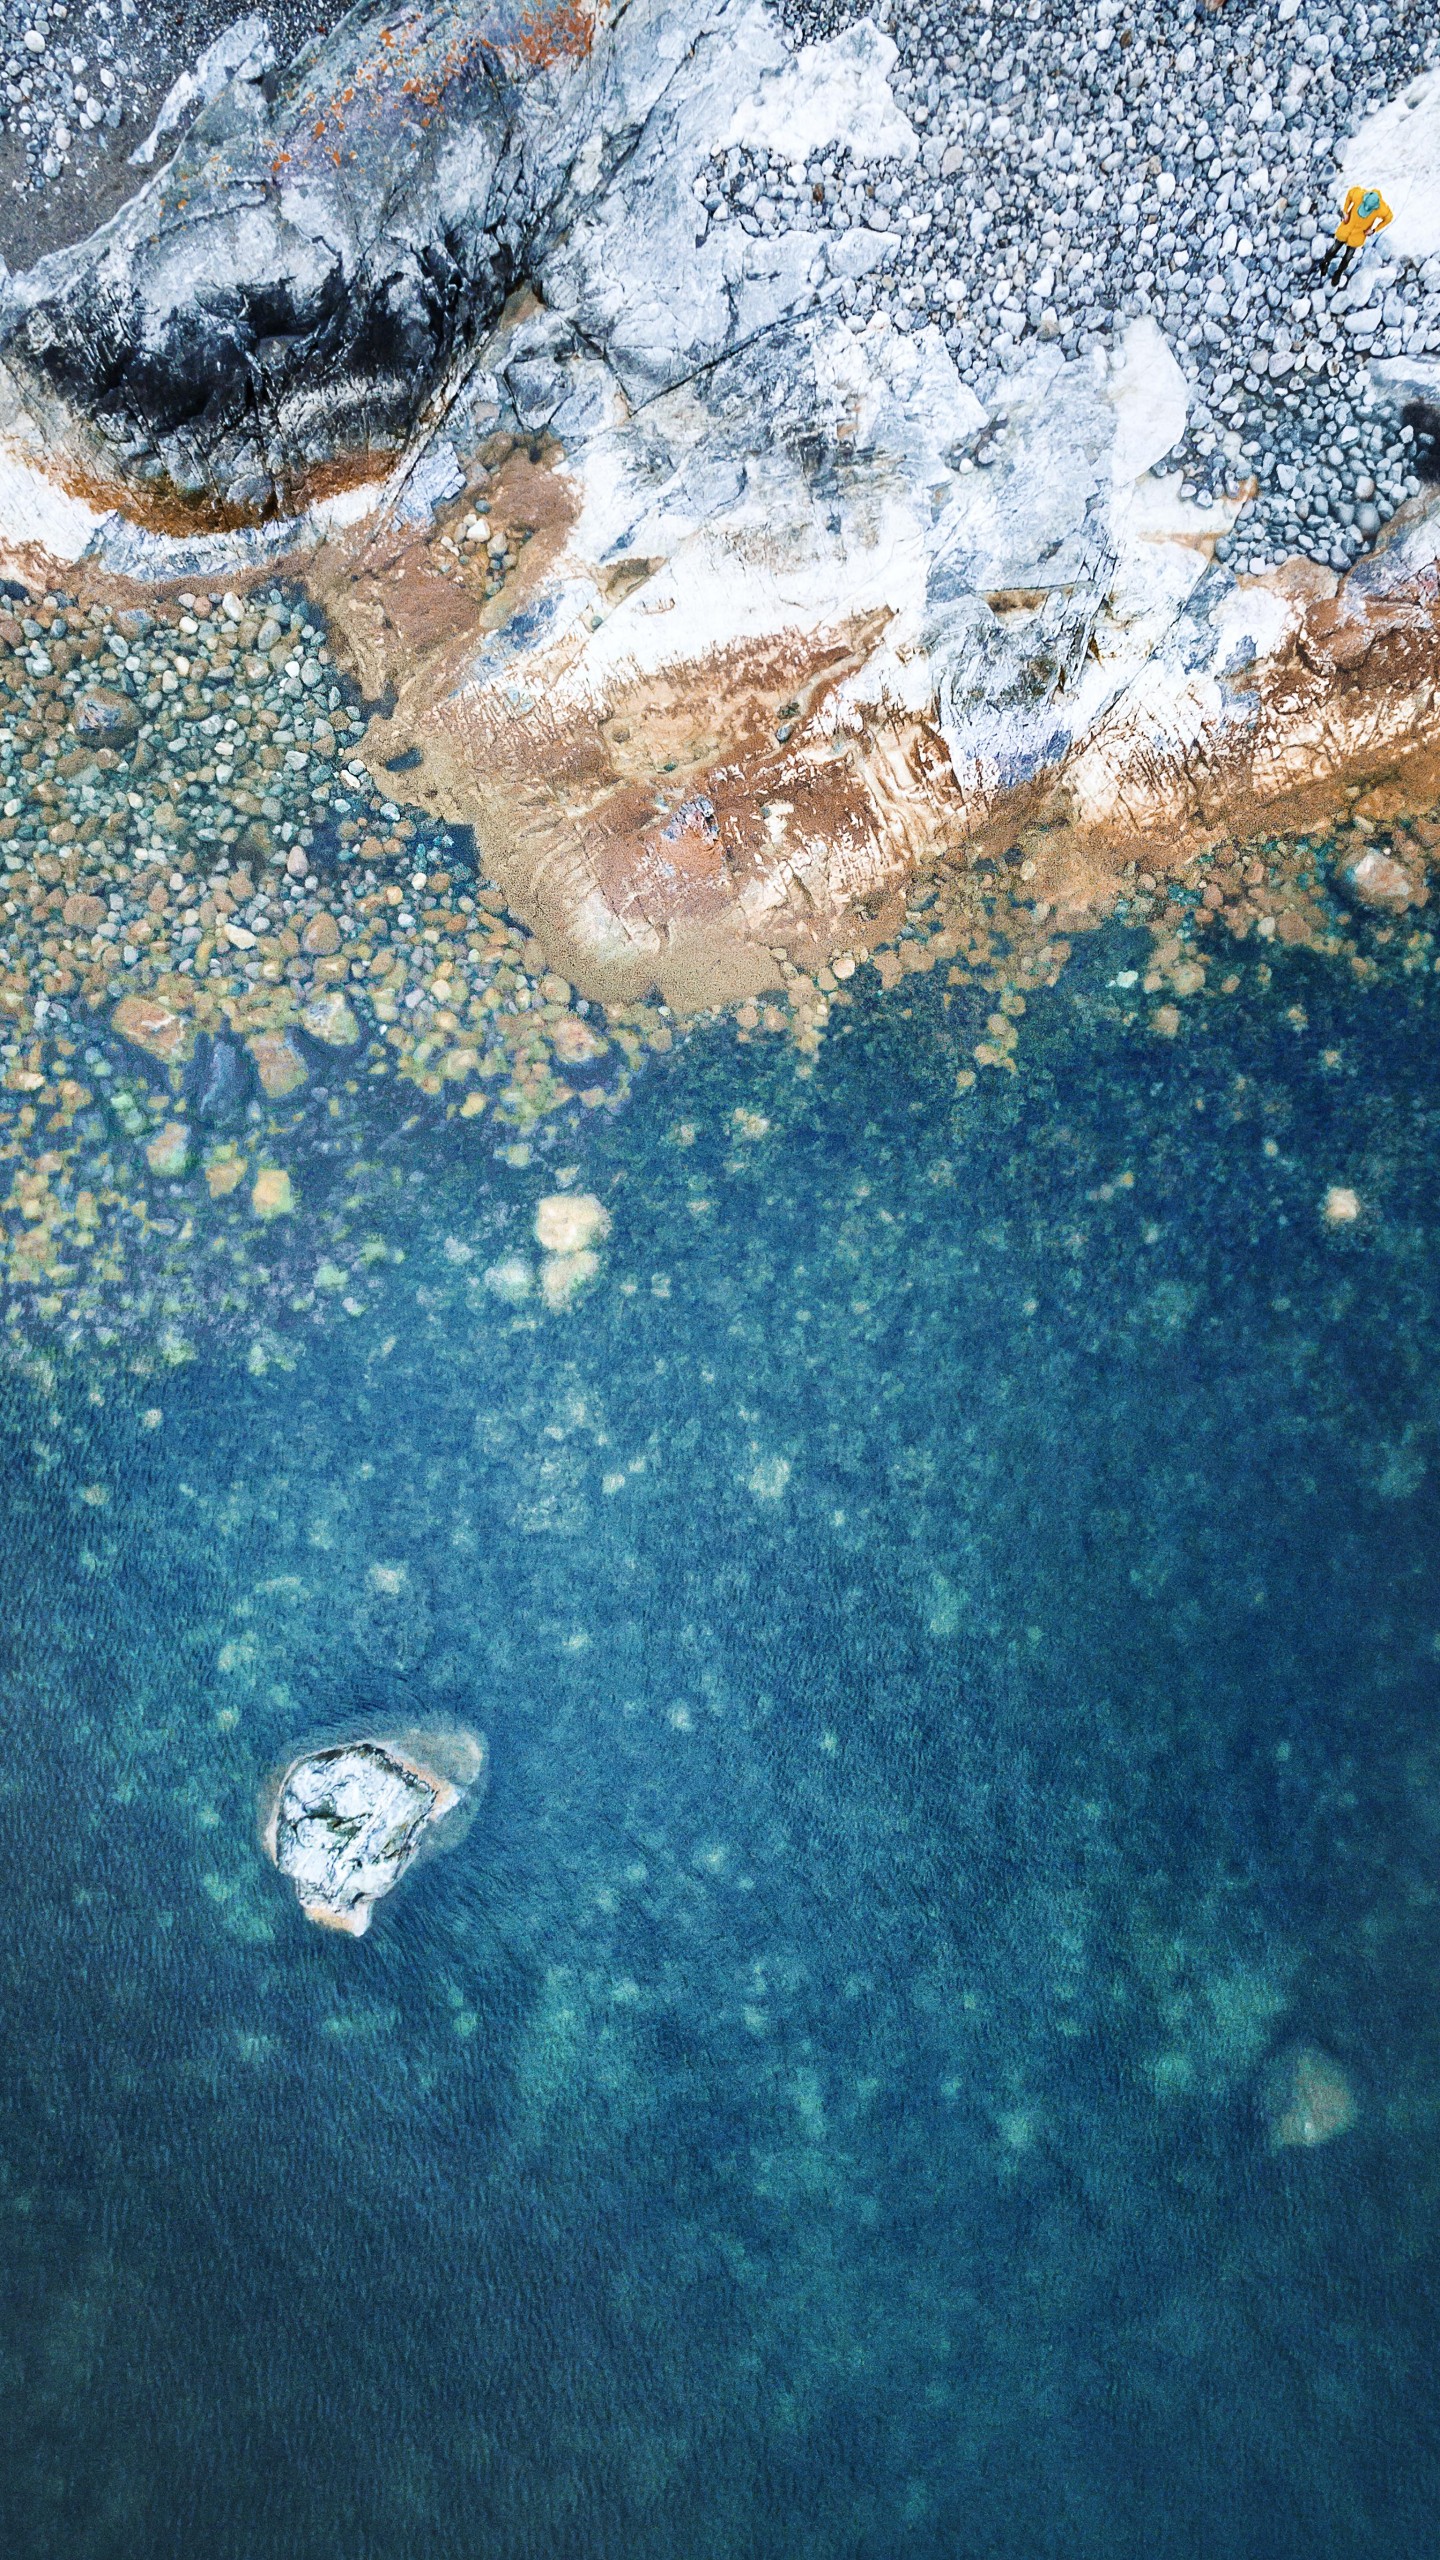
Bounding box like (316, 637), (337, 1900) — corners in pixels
(1335, 187), (1392, 249)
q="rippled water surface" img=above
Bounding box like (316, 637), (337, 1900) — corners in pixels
(2, 929), (1439, 2559)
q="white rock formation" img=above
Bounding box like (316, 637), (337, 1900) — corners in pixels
(262, 1729), (487, 1935)
(128, 14), (277, 170)
(1341, 69), (1440, 265)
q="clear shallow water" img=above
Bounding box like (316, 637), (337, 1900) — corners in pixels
(2, 928), (1439, 2559)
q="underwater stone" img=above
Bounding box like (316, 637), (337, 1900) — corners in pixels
(205, 1153), (247, 1199)
(1336, 846), (1425, 912)
(540, 1247), (601, 1311)
(261, 1729), (487, 1937)
(484, 1254), (533, 1303)
(251, 1166), (295, 1220)
(1260, 2043), (1358, 2150)
(550, 1014), (608, 1066)
(188, 1033), (252, 1125)
(352, 1559), (433, 1673)
(145, 1120), (192, 1176)
(535, 1194), (610, 1255)
(247, 1030), (308, 1098)
(113, 993), (197, 1067)
(302, 990), (362, 1048)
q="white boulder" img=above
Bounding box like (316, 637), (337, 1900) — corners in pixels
(261, 1728), (487, 1936)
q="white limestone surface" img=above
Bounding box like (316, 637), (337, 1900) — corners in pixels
(1340, 69), (1440, 264)
(722, 22), (919, 165)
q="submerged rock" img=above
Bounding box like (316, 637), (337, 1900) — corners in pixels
(247, 1030), (309, 1099)
(1260, 2042), (1358, 2150)
(145, 1119), (192, 1177)
(113, 993), (196, 1068)
(251, 1165), (295, 1220)
(535, 1193), (610, 1255)
(189, 1031), (252, 1124)
(351, 1558), (433, 1673)
(540, 1247), (602, 1311)
(262, 1726), (487, 1936)
(1336, 846), (1426, 913)
(302, 990), (362, 1049)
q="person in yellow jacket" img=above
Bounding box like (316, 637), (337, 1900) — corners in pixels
(1320, 187), (1392, 285)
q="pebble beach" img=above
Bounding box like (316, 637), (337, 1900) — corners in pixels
(707, 0), (1439, 572)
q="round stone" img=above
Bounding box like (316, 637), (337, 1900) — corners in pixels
(535, 1192), (611, 1255)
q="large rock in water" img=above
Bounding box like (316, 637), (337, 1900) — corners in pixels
(262, 1727), (487, 1935)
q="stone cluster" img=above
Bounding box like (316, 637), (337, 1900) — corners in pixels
(0, 575), (644, 1117)
(0, 0), (123, 185)
(0, 561), (698, 1334)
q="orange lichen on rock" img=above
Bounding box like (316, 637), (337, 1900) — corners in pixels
(510, 0), (602, 67)
(292, 0), (602, 176)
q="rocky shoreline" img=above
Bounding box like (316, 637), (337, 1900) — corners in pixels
(0, 0), (1434, 1007)
(0, 1), (1430, 1345)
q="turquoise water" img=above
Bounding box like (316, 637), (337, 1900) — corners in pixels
(2, 928), (1439, 2557)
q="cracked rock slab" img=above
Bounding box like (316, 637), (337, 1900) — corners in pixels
(262, 1727), (487, 1935)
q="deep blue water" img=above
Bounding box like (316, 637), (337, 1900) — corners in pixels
(2, 928), (1439, 2558)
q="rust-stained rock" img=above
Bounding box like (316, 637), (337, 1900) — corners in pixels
(301, 912), (341, 957)
(247, 1030), (309, 1097)
(63, 892), (105, 930)
(1353, 780), (1411, 821)
(113, 993), (196, 1066)
(1297, 600), (1376, 673)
